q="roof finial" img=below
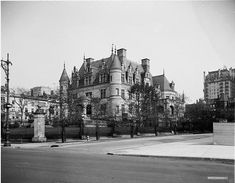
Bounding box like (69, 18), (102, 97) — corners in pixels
(115, 45), (117, 54)
(83, 53), (86, 61)
(111, 44), (114, 54)
(182, 90), (185, 102)
(163, 68), (165, 76)
(64, 62), (65, 69)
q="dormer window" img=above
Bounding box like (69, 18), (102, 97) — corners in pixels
(87, 67), (92, 72)
(136, 78), (140, 84)
(135, 68), (138, 75)
(99, 74), (107, 83)
(85, 76), (92, 86)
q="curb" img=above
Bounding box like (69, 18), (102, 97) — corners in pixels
(106, 153), (235, 164)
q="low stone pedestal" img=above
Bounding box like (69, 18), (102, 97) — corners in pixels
(32, 136), (47, 142)
(32, 111), (47, 142)
(213, 122), (235, 146)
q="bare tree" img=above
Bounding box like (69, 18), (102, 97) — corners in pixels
(129, 83), (143, 135)
(90, 97), (101, 140)
(68, 95), (85, 139)
(11, 88), (29, 125)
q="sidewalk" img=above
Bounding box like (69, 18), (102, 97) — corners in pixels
(1, 135), (135, 149)
(3, 133), (234, 162)
(108, 135), (235, 162)
(1, 133), (173, 149)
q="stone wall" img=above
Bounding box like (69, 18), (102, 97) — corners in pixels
(213, 122), (235, 146)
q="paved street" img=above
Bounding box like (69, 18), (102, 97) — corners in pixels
(2, 134), (235, 183)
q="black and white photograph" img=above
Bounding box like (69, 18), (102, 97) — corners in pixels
(1, 1), (235, 183)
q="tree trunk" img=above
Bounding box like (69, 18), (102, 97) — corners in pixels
(79, 120), (84, 140)
(154, 124), (158, 136)
(112, 120), (115, 137)
(96, 123), (99, 141)
(130, 122), (134, 138)
(61, 119), (66, 143)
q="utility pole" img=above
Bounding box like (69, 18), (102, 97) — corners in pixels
(59, 88), (66, 143)
(1, 53), (12, 146)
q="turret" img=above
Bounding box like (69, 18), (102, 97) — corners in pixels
(59, 63), (70, 100)
(109, 54), (122, 116)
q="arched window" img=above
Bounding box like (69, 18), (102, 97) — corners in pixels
(158, 106), (164, 113)
(86, 104), (92, 115)
(170, 106), (174, 115)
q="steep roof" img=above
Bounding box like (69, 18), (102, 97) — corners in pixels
(78, 56), (112, 76)
(124, 59), (144, 73)
(110, 54), (121, 70)
(152, 74), (174, 92)
(59, 67), (70, 82)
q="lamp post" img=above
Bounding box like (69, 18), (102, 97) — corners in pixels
(1, 53), (12, 146)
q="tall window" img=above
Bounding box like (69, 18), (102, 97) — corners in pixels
(116, 88), (119, 95)
(121, 104), (125, 113)
(88, 76), (92, 85)
(121, 73), (125, 83)
(86, 92), (92, 98)
(85, 77), (88, 85)
(121, 89), (125, 98)
(129, 104), (133, 114)
(116, 105), (120, 114)
(136, 78), (140, 84)
(129, 76), (132, 85)
(101, 89), (106, 99)
(86, 105), (92, 115)
(101, 104), (106, 115)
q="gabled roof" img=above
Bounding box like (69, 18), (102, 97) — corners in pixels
(59, 67), (70, 82)
(152, 74), (174, 92)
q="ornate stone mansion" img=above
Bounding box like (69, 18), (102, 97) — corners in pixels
(59, 47), (184, 125)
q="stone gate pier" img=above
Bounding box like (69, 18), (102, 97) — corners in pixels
(32, 107), (47, 142)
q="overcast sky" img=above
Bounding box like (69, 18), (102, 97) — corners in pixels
(1, 1), (235, 103)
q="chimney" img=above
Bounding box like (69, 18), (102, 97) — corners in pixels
(85, 58), (94, 72)
(86, 58), (94, 64)
(141, 58), (150, 72)
(117, 48), (126, 65)
(117, 48), (126, 58)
